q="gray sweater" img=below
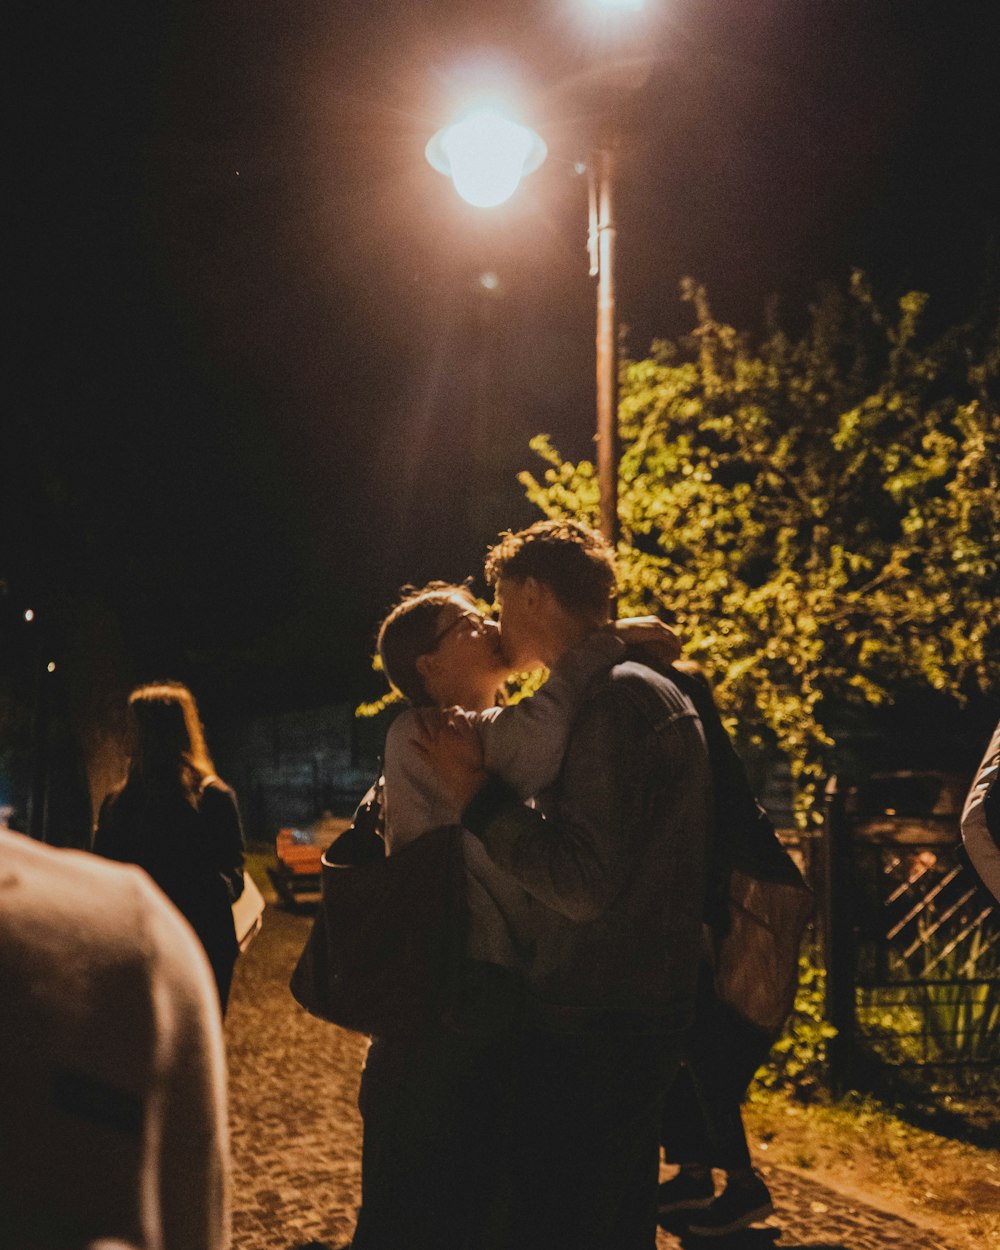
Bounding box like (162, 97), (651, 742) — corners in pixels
(0, 828), (230, 1250)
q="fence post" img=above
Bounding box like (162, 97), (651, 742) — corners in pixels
(823, 774), (855, 1096)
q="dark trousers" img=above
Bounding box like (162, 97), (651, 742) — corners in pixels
(510, 1025), (682, 1250)
(661, 972), (774, 1175)
(351, 962), (521, 1250)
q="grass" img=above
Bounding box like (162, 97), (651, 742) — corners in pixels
(245, 847), (279, 903)
(744, 1087), (1000, 1250)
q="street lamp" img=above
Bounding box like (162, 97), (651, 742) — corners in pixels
(427, 107), (622, 546)
(425, 107), (547, 209)
(425, 3), (651, 547)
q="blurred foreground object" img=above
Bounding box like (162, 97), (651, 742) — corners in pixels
(961, 719), (1000, 904)
(0, 827), (230, 1250)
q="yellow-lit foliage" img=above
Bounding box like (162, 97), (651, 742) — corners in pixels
(519, 274), (1000, 823)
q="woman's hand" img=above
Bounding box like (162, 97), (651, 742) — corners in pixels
(413, 708), (488, 810)
(611, 616), (683, 668)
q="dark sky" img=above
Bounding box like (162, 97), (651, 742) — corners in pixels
(7, 0), (999, 713)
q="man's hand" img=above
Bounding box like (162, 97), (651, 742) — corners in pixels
(412, 708), (488, 811)
(611, 616), (682, 668)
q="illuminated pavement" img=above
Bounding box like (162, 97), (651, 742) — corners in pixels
(226, 906), (954, 1250)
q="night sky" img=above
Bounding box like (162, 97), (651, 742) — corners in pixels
(7, 0), (999, 716)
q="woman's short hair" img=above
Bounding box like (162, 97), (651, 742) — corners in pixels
(377, 582), (476, 706)
(485, 520), (616, 618)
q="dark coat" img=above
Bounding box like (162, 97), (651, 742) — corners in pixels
(94, 775), (245, 1006)
(464, 659), (712, 1027)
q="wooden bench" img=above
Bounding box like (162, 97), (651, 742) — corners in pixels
(269, 820), (351, 906)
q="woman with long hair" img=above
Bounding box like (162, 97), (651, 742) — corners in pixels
(94, 681), (246, 1011)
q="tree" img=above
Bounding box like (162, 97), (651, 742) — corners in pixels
(520, 274), (1000, 825)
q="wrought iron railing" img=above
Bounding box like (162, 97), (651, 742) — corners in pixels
(852, 839), (1000, 1077)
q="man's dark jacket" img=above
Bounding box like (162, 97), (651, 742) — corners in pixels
(464, 657), (712, 1031)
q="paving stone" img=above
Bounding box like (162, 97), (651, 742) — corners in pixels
(227, 907), (957, 1250)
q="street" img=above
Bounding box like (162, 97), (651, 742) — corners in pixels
(226, 906), (954, 1250)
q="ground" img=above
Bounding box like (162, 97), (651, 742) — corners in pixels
(225, 901), (995, 1249)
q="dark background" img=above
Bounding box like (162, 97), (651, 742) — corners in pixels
(6, 0), (999, 729)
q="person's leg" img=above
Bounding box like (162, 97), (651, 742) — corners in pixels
(657, 1062), (717, 1214)
(350, 1035), (409, 1250)
(599, 1032), (680, 1250)
(444, 964), (522, 1250)
(687, 998), (773, 1174)
(660, 1061), (715, 1166)
(678, 998), (777, 1236)
(663, 971), (772, 1168)
(512, 1028), (679, 1250)
(357, 1024), (487, 1250)
(352, 968), (520, 1250)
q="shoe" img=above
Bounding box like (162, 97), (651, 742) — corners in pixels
(686, 1171), (775, 1237)
(657, 1168), (716, 1214)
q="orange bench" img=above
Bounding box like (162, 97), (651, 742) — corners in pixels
(270, 818), (351, 906)
(276, 829), (326, 875)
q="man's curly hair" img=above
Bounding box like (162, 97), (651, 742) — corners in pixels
(485, 520), (616, 618)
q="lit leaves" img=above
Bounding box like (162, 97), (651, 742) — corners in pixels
(520, 277), (1000, 823)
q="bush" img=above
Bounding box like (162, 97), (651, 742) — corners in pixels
(753, 949), (837, 1100)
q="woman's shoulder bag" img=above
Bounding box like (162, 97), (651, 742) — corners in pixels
(289, 778), (467, 1037)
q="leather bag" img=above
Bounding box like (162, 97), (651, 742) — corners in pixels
(290, 808), (467, 1037)
(712, 865), (813, 1034)
(664, 662), (814, 1036)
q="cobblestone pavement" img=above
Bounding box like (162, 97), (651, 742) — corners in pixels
(226, 907), (957, 1250)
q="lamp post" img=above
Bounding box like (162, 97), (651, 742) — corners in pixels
(426, 111), (623, 547)
(589, 144), (619, 547)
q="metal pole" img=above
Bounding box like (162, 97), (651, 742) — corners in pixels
(593, 145), (620, 549)
(28, 659), (50, 843)
(822, 774), (855, 1096)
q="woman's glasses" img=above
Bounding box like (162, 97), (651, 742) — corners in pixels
(429, 609), (490, 650)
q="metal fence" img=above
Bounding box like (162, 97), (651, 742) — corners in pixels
(820, 778), (1000, 1092)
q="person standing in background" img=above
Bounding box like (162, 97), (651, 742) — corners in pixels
(94, 681), (246, 1011)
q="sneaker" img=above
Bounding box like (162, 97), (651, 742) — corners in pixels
(657, 1168), (716, 1214)
(686, 1171), (775, 1237)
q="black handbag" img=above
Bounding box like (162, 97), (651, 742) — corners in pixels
(290, 782), (467, 1036)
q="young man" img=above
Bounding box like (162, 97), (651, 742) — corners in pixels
(419, 521), (713, 1250)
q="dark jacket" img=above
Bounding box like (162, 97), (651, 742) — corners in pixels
(664, 662), (805, 929)
(464, 659), (712, 1030)
(94, 776), (245, 999)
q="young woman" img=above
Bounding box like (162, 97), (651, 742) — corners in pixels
(350, 582), (678, 1250)
(93, 681), (246, 1011)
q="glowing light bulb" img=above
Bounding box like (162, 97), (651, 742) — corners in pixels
(427, 107), (547, 208)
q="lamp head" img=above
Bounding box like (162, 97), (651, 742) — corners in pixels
(426, 106), (547, 208)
